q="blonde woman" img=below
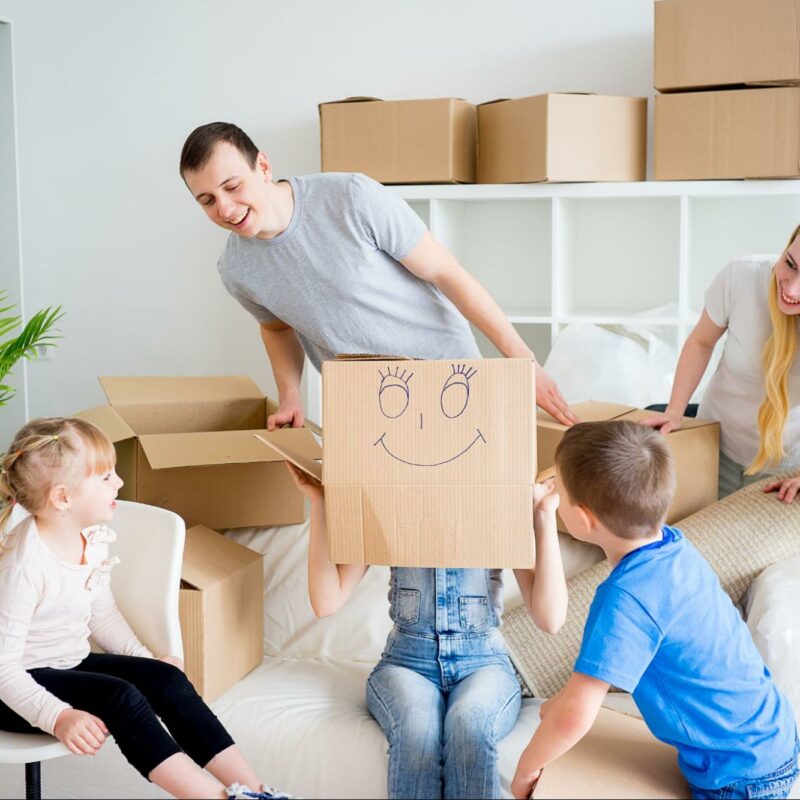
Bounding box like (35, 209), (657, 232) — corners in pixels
(642, 224), (800, 501)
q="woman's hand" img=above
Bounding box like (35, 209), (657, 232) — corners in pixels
(53, 708), (108, 756)
(158, 654), (184, 671)
(286, 462), (323, 501)
(763, 476), (800, 504)
(638, 411), (683, 435)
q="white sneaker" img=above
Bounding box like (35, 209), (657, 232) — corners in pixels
(226, 782), (295, 800)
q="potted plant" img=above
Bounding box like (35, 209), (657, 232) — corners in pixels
(0, 292), (64, 406)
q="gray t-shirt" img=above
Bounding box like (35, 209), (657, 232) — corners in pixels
(218, 172), (480, 370)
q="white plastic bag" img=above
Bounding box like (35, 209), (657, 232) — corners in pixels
(743, 556), (800, 724)
(544, 317), (677, 408)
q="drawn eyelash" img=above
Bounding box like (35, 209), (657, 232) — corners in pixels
(378, 366), (414, 384)
(451, 363), (477, 381)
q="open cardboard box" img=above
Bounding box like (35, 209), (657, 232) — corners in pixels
(533, 707), (688, 799)
(258, 357), (536, 568)
(179, 524), (264, 702)
(538, 401), (720, 533)
(76, 376), (322, 530)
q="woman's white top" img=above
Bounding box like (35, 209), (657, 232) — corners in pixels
(0, 516), (151, 735)
(698, 256), (800, 472)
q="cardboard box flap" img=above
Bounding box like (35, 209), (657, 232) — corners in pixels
(319, 96), (382, 107)
(74, 404), (136, 444)
(538, 400), (636, 428)
(253, 433), (323, 482)
(533, 706), (687, 798)
(100, 375), (264, 406)
(138, 427), (321, 470)
(336, 353), (410, 361)
(181, 524), (262, 590)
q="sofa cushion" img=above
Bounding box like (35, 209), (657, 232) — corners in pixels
(503, 476), (800, 698)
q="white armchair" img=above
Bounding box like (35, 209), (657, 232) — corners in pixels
(0, 500), (185, 800)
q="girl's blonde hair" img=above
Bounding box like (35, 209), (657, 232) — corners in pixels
(0, 417), (116, 534)
(747, 223), (800, 474)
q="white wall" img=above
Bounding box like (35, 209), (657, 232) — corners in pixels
(0, 0), (654, 445)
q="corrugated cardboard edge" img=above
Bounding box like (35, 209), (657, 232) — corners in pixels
(252, 433), (323, 483)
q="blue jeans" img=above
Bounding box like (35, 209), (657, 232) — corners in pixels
(366, 567), (521, 800)
(688, 746), (799, 800)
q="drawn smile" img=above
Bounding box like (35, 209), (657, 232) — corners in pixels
(373, 429), (486, 467)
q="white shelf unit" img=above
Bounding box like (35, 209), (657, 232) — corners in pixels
(304, 181), (800, 423)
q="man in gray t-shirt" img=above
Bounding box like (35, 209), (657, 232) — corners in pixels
(180, 122), (577, 430)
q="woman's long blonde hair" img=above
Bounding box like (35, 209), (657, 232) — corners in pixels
(0, 417), (116, 535)
(747, 223), (800, 474)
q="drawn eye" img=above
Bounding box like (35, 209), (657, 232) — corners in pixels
(440, 364), (476, 419)
(378, 367), (413, 418)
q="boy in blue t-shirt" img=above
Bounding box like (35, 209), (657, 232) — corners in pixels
(512, 420), (798, 800)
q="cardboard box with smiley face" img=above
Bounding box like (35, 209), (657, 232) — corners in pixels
(319, 356), (536, 568)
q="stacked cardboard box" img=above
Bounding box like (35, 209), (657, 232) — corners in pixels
(319, 97), (477, 184)
(477, 94), (647, 184)
(654, 0), (800, 180)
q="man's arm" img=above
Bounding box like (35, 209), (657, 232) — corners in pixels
(401, 232), (579, 426)
(511, 672), (610, 799)
(260, 320), (306, 429)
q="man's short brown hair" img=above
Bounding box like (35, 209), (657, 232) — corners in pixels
(555, 420), (676, 540)
(179, 122), (259, 177)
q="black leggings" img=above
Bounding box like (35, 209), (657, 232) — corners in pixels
(0, 653), (235, 779)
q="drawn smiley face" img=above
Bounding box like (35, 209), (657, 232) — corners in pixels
(373, 363), (486, 467)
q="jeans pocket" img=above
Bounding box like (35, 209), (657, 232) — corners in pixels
(745, 772), (798, 800)
(395, 589), (420, 624)
(459, 595), (490, 631)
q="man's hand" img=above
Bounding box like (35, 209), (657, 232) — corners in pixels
(158, 654), (184, 671)
(53, 709), (108, 756)
(511, 764), (542, 800)
(535, 363), (579, 427)
(267, 401), (305, 430)
(763, 476), (800, 504)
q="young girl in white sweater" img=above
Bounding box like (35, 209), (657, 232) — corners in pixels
(0, 417), (289, 800)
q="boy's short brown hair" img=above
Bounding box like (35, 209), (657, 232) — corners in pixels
(179, 122), (259, 178)
(555, 420), (676, 539)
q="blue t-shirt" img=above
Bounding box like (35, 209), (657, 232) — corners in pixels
(575, 526), (797, 789)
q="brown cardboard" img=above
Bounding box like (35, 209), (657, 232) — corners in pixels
(655, 0), (800, 92)
(654, 87), (800, 180)
(538, 401), (719, 532)
(75, 376), (322, 529)
(533, 707), (688, 799)
(322, 357), (536, 568)
(477, 94), (647, 184)
(319, 97), (477, 184)
(179, 525), (264, 702)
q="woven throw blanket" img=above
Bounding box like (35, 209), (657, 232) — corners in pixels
(503, 475), (800, 698)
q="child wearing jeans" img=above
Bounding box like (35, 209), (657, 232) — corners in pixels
(512, 420), (798, 800)
(286, 462), (568, 800)
(0, 417), (291, 800)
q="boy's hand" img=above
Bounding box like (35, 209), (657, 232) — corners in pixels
(54, 708), (108, 756)
(511, 764), (542, 800)
(268, 400), (305, 430)
(158, 654), (184, 671)
(763, 476), (800, 504)
(533, 478), (560, 517)
(286, 462), (323, 500)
